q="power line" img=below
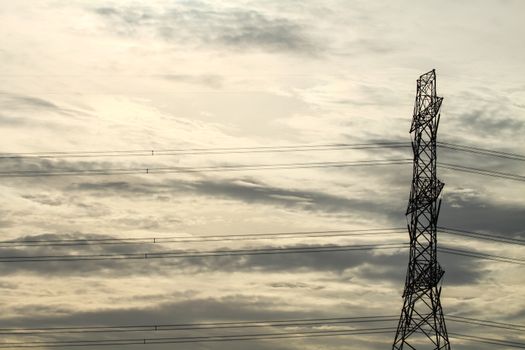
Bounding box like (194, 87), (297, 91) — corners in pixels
(0, 315), (525, 335)
(0, 316), (398, 335)
(439, 162), (525, 182)
(2, 314), (522, 336)
(0, 141), (523, 162)
(0, 142), (409, 159)
(0, 228), (406, 248)
(0, 328), (397, 348)
(439, 141), (525, 162)
(0, 242), (523, 265)
(3, 226), (523, 248)
(448, 315), (525, 332)
(3, 329), (522, 349)
(448, 332), (525, 349)
(439, 227), (525, 246)
(2, 326), (524, 348)
(0, 159), (523, 183)
(0, 243), (409, 263)
(0, 159), (412, 178)
(438, 246), (525, 265)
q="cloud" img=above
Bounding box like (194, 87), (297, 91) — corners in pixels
(0, 233), (371, 276)
(65, 175), (402, 222)
(268, 281), (324, 290)
(0, 292), (346, 328)
(92, 5), (321, 54)
(0, 92), (86, 124)
(0, 93), (60, 111)
(0, 230), (487, 288)
(331, 84), (400, 107)
(161, 74), (224, 88)
(451, 107), (525, 137)
(70, 180), (159, 195)
(0, 113), (30, 127)
(440, 189), (525, 235)
(0, 296), (361, 350)
(21, 194), (64, 206)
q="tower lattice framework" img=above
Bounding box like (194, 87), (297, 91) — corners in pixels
(393, 70), (451, 350)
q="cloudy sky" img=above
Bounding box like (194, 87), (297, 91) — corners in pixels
(1, 0), (524, 349)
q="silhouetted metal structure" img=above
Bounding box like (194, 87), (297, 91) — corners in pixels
(393, 70), (451, 350)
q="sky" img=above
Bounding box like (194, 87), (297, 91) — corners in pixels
(0, 0), (524, 349)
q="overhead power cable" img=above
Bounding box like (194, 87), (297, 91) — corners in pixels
(439, 162), (525, 182)
(0, 159), (412, 178)
(2, 327), (524, 348)
(438, 246), (525, 265)
(439, 141), (525, 162)
(0, 315), (398, 335)
(0, 142), (409, 159)
(0, 228), (406, 248)
(439, 227), (525, 246)
(448, 315), (525, 332)
(2, 314), (522, 336)
(0, 159), (523, 183)
(0, 327), (397, 348)
(0, 243), (408, 263)
(0, 242), (523, 265)
(2, 226), (523, 248)
(448, 332), (525, 349)
(0, 140), (523, 162)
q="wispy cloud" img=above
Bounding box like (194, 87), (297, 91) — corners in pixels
(452, 108), (525, 137)
(92, 5), (321, 55)
(161, 74), (224, 89)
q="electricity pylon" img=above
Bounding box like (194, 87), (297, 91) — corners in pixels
(393, 70), (451, 350)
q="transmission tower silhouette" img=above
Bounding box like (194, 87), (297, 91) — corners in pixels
(393, 70), (451, 350)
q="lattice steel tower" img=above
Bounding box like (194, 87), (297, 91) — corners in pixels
(393, 70), (450, 350)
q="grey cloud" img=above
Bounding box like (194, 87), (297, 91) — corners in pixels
(0, 93), (62, 126)
(451, 108), (525, 137)
(162, 74), (224, 88)
(0, 112), (70, 129)
(2, 148), (410, 224)
(0, 113), (30, 126)
(187, 175), (405, 222)
(0, 92), (87, 122)
(0, 211), (15, 229)
(0, 294), (323, 328)
(210, 10), (316, 53)
(94, 7), (118, 16)
(1, 157), (123, 175)
(0, 232), (486, 288)
(8, 148), (525, 239)
(0, 232), (166, 276)
(354, 38), (396, 54)
(332, 84), (401, 107)
(0, 281), (18, 289)
(440, 193), (525, 236)
(333, 38), (398, 57)
(68, 175), (404, 222)
(92, 5), (320, 54)
(0, 233), (370, 276)
(0, 293), (503, 350)
(353, 250), (488, 286)
(0, 93), (60, 111)
(71, 180), (151, 193)
(21, 194), (64, 206)
(269, 282), (324, 290)
(0, 296), (367, 350)
(357, 247), (484, 287)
